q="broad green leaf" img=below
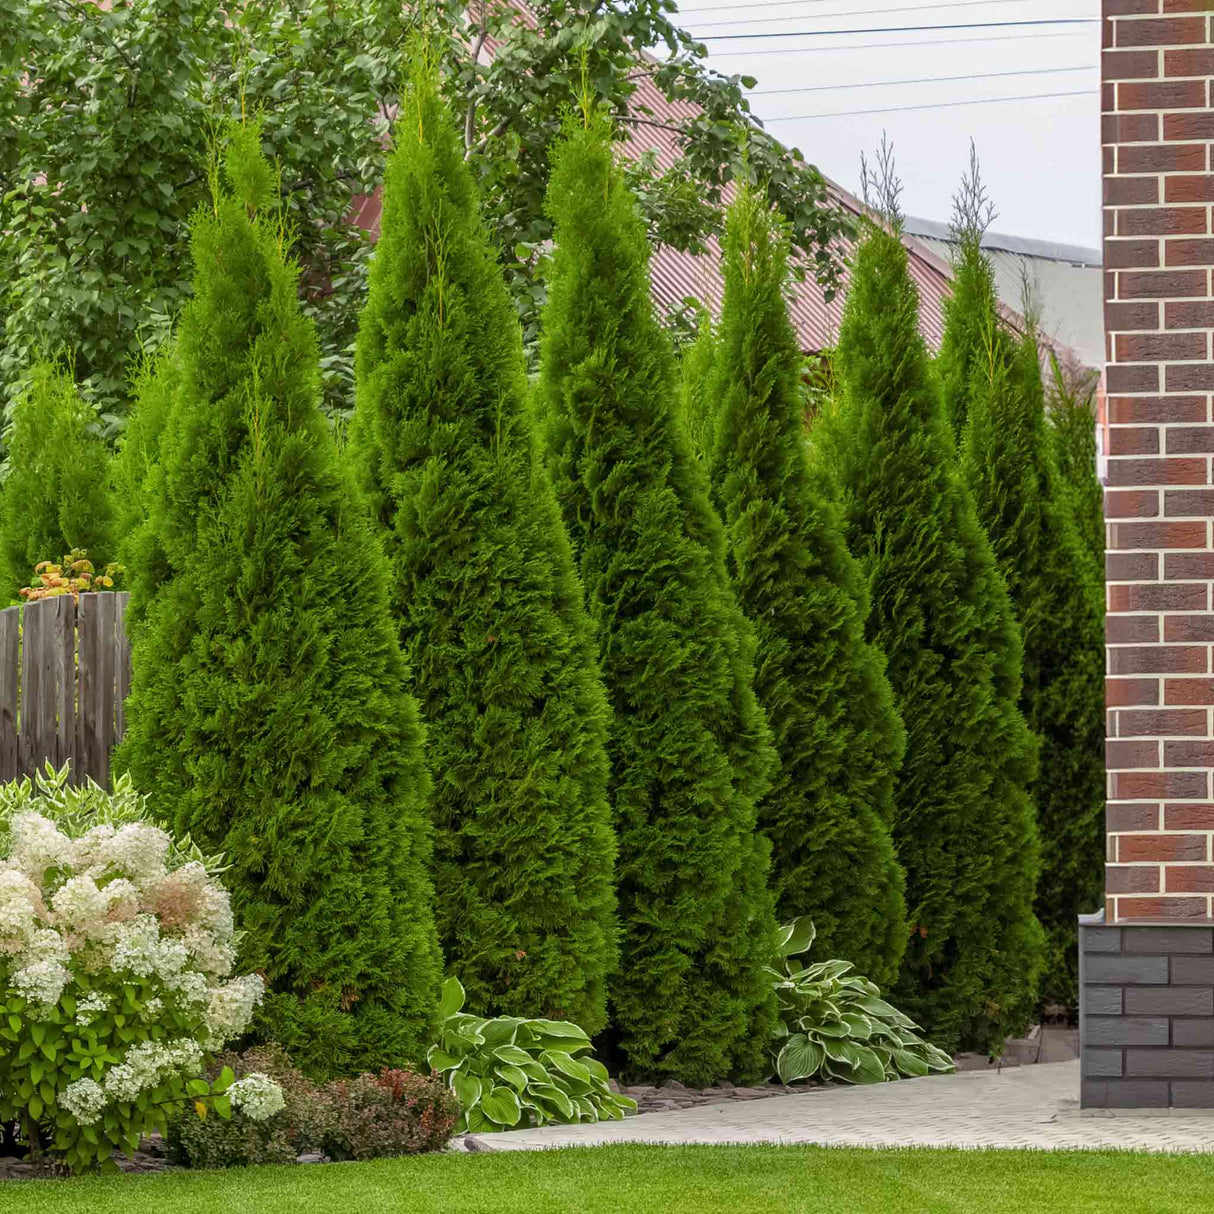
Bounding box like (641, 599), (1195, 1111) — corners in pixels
(480, 1085), (522, 1127)
(526, 1019), (588, 1040)
(776, 1033), (824, 1083)
(492, 1045), (533, 1067)
(437, 977), (466, 1021)
(451, 1071), (483, 1110)
(893, 1050), (930, 1077)
(494, 1064), (528, 1092)
(542, 1050), (591, 1084)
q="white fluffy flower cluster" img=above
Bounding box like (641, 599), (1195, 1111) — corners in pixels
(1, 811), (271, 1126)
(229, 1072), (287, 1121)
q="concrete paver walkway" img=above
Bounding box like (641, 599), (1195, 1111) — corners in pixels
(485, 1062), (1214, 1152)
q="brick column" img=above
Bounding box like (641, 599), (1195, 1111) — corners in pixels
(1083, 0), (1214, 1110)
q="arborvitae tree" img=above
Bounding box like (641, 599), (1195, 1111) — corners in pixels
(1047, 353), (1105, 579)
(704, 191), (908, 985)
(534, 112), (779, 1085)
(114, 122), (442, 1079)
(0, 360), (114, 601)
(678, 311), (719, 465)
(110, 346), (177, 577)
(346, 67), (617, 1033)
(819, 174), (1043, 1050)
(940, 206), (1105, 1007)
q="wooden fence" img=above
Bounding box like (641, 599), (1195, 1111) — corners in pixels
(0, 592), (131, 786)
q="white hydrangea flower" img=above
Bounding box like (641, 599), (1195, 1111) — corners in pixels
(12, 954), (71, 1006)
(109, 914), (162, 978)
(228, 1073), (285, 1121)
(61, 1078), (107, 1126)
(104, 821), (170, 882)
(203, 974), (265, 1045)
(75, 990), (109, 1027)
(102, 1039), (204, 1103)
(9, 813), (73, 879)
(0, 869), (42, 953)
(50, 874), (109, 939)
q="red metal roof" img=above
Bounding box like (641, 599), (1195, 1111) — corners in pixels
(349, 9), (1065, 358)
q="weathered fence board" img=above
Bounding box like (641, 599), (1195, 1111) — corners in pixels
(0, 592), (131, 785)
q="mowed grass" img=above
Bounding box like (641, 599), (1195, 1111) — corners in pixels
(4, 1144), (1209, 1214)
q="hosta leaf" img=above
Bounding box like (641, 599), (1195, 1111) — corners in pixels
(813, 1020), (852, 1038)
(480, 1086), (522, 1127)
(840, 1013), (874, 1039)
(893, 1050), (930, 1077)
(495, 1064), (529, 1092)
(427, 1048), (461, 1072)
(856, 996), (903, 1019)
(436, 975), (466, 1022)
(451, 1071), (483, 1109)
(542, 1050), (591, 1084)
(526, 1019), (588, 1040)
(480, 1018), (523, 1048)
(776, 1033), (824, 1083)
(851, 1048), (888, 1085)
(529, 1082), (574, 1121)
(493, 1045), (533, 1068)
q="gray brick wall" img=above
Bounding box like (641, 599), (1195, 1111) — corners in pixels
(1080, 914), (1214, 1107)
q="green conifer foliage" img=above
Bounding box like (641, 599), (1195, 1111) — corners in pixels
(534, 114), (779, 1084)
(0, 360), (114, 601)
(346, 69), (618, 1033)
(821, 213), (1044, 1051)
(110, 347), (177, 581)
(114, 123), (442, 1079)
(1047, 355), (1105, 579)
(706, 191), (908, 985)
(942, 229), (1105, 1006)
(678, 312), (719, 465)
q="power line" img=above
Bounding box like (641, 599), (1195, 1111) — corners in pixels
(761, 86), (1098, 119)
(699, 18), (1098, 39)
(679, 0), (1001, 11)
(749, 64), (1096, 94)
(692, 0), (1048, 29)
(715, 28), (1095, 54)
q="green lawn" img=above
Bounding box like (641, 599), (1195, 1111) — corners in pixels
(3, 1145), (1207, 1214)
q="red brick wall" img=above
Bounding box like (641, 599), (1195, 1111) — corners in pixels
(1104, 0), (1214, 921)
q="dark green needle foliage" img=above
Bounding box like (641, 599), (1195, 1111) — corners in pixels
(941, 193), (1105, 1008)
(114, 121), (442, 1079)
(705, 190), (908, 986)
(346, 66), (617, 1034)
(534, 112), (779, 1085)
(1047, 353), (1105, 581)
(0, 360), (115, 601)
(820, 165), (1044, 1051)
(110, 346), (178, 582)
(678, 311), (720, 465)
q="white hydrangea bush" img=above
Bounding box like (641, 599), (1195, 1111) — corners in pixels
(0, 765), (281, 1173)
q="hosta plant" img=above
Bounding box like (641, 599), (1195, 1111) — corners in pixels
(770, 919), (954, 1085)
(427, 978), (635, 1133)
(0, 770), (281, 1173)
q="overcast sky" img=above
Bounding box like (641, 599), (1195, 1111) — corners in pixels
(675, 0), (1102, 250)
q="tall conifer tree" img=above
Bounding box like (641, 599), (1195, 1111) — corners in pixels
(347, 65), (617, 1033)
(0, 360), (114, 601)
(1047, 355), (1105, 579)
(820, 160), (1043, 1050)
(534, 112), (778, 1084)
(939, 176), (1105, 1005)
(705, 190), (908, 984)
(115, 122), (442, 1078)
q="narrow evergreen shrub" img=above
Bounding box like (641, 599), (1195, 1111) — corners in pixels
(941, 224), (1105, 1006)
(1047, 353), (1105, 580)
(678, 311), (719, 465)
(110, 346), (177, 577)
(113, 121), (442, 1079)
(534, 112), (779, 1084)
(820, 209), (1044, 1052)
(346, 66), (617, 1033)
(0, 360), (114, 602)
(705, 191), (908, 986)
